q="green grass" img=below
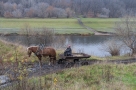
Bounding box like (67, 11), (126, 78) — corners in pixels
(42, 64), (136, 89)
(3, 63), (136, 90)
(0, 39), (36, 63)
(0, 18), (92, 34)
(55, 28), (92, 34)
(0, 18), (122, 34)
(0, 18), (135, 34)
(81, 18), (120, 32)
(0, 18), (79, 28)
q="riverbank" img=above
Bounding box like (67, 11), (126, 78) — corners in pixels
(0, 38), (136, 89)
(1, 61), (136, 90)
(0, 31), (114, 37)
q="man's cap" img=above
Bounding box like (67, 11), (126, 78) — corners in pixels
(68, 45), (71, 47)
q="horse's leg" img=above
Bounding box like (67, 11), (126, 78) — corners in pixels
(49, 56), (55, 66)
(49, 60), (51, 65)
(52, 57), (55, 65)
(51, 57), (56, 65)
(48, 56), (52, 65)
(49, 57), (52, 65)
(38, 56), (42, 68)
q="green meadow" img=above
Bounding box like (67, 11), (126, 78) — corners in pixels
(81, 18), (120, 32)
(0, 18), (80, 28)
(0, 18), (121, 34)
(40, 64), (136, 90)
(3, 63), (136, 90)
(0, 18), (91, 34)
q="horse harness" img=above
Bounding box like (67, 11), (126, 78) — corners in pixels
(36, 45), (45, 55)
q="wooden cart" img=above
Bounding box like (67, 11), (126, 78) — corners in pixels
(58, 53), (91, 67)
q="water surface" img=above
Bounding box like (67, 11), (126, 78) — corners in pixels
(0, 35), (115, 57)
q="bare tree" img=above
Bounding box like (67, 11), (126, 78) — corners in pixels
(40, 27), (55, 46)
(115, 16), (136, 55)
(12, 9), (22, 18)
(53, 35), (66, 49)
(102, 39), (122, 56)
(53, 8), (67, 18)
(0, 2), (4, 16)
(28, 27), (55, 46)
(46, 6), (54, 18)
(21, 23), (32, 46)
(21, 0), (34, 8)
(90, 0), (104, 17)
(65, 8), (74, 18)
(37, 2), (49, 18)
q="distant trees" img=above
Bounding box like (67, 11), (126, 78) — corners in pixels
(37, 2), (49, 18)
(66, 8), (74, 18)
(0, 2), (4, 16)
(0, 1), (73, 18)
(107, 0), (125, 18)
(0, 0), (136, 18)
(122, 0), (136, 16)
(12, 9), (22, 18)
(90, 0), (104, 17)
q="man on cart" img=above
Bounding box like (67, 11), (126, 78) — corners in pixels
(64, 45), (72, 56)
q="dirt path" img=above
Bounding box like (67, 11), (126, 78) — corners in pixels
(0, 58), (136, 88)
(77, 18), (114, 35)
(28, 58), (136, 77)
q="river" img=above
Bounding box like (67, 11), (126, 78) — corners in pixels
(0, 35), (128, 57)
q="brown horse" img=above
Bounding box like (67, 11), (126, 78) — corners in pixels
(27, 46), (56, 67)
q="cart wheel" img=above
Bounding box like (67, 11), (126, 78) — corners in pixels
(58, 59), (65, 64)
(74, 59), (79, 63)
(81, 61), (89, 66)
(65, 62), (74, 68)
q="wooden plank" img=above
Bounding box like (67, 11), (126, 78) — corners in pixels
(59, 53), (91, 59)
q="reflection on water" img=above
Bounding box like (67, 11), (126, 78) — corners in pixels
(66, 35), (112, 57)
(0, 35), (113, 57)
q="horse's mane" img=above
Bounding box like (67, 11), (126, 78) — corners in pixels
(27, 47), (30, 51)
(27, 46), (38, 51)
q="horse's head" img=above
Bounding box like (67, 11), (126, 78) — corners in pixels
(27, 47), (32, 57)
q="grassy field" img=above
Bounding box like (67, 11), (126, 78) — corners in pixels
(0, 18), (122, 34)
(0, 18), (91, 34)
(3, 63), (136, 90)
(81, 18), (120, 32)
(0, 40), (27, 63)
(39, 64), (136, 90)
(0, 18), (81, 28)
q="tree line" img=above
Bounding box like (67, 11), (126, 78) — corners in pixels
(0, 0), (136, 18)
